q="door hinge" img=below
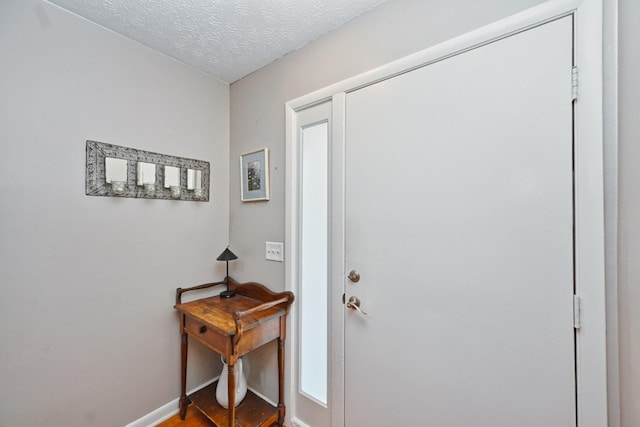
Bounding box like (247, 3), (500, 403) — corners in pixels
(573, 295), (581, 329)
(571, 66), (579, 102)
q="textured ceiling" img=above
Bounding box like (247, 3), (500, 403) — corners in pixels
(46, 0), (387, 83)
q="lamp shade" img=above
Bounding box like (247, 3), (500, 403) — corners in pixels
(217, 247), (238, 262)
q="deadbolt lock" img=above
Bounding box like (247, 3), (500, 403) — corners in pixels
(347, 270), (360, 283)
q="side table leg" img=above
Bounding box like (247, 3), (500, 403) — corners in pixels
(227, 362), (236, 427)
(179, 332), (189, 420)
(277, 338), (285, 426)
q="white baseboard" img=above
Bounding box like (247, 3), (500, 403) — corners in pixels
(124, 397), (179, 427)
(246, 386), (277, 407)
(125, 377), (218, 427)
(291, 417), (313, 427)
(124, 378), (280, 427)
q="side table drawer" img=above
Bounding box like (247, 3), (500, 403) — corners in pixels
(184, 316), (228, 354)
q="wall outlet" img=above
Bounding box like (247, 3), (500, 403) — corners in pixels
(265, 241), (284, 262)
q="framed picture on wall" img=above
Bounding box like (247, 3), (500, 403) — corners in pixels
(240, 148), (270, 202)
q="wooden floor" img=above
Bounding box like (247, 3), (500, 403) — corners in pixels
(156, 405), (279, 427)
(156, 405), (214, 427)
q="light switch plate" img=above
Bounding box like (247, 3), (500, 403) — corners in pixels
(266, 241), (284, 262)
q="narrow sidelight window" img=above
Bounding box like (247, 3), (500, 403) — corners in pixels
(299, 121), (329, 405)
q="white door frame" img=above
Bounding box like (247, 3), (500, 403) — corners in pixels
(284, 1), (607, 426)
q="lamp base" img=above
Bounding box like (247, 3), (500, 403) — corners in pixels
(220, 289), (237, 298)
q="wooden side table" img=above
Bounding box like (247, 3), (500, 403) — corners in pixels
(175, 277), (294, 427)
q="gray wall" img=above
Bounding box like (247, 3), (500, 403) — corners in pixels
(618, 0), (640, 425)
(229, 0), (548, 405)
(0, 1), (230, 425)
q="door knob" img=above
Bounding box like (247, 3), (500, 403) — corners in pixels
(347, 270), (360, 283)
(346, 296), (367, 315)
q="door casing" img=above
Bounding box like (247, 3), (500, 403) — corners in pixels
(284, 1), (606, 426)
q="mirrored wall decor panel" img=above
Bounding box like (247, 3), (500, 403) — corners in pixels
(86, 140), (210, 201)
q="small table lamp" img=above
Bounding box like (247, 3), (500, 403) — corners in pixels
(217, 247), (238, 298)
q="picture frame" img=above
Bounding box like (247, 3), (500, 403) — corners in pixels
(240, 148), (270, 202)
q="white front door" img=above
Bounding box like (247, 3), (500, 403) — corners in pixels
(344, 17), (576, 426)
